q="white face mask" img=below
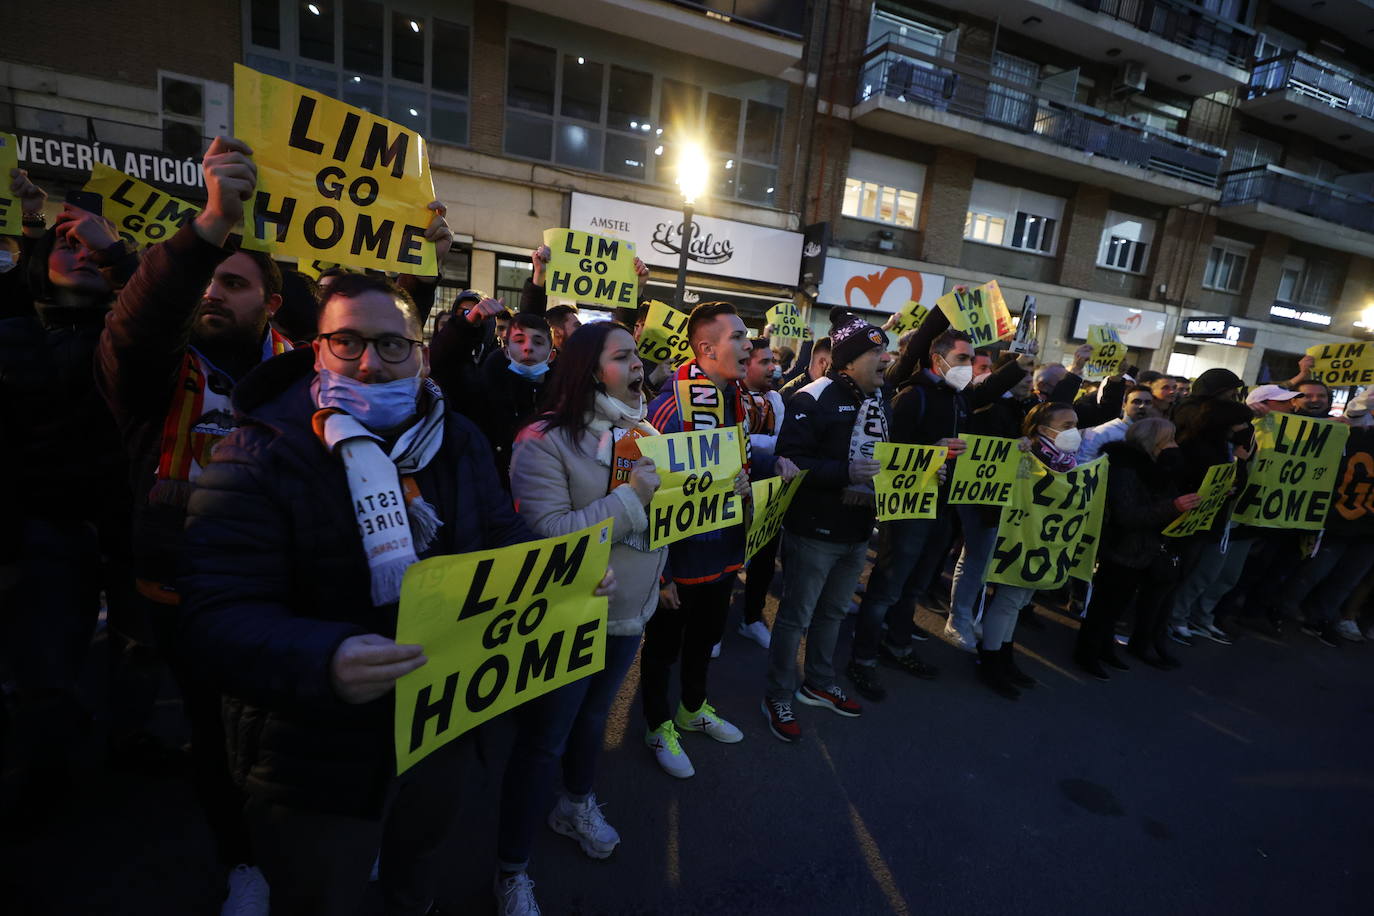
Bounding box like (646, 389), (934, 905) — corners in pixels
(317, 368), (422, 430)
(0, 250), (15, 274)
(507, 359), (549, 380)
(940, 357), (973, 391)
(1052, 426), (1082, 454)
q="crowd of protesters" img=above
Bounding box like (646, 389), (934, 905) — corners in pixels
(4, 138), (1373, 916)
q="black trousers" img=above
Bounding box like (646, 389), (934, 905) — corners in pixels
(743, 534), (780, 625)
(1077, 558), (1174, 661)
(247, 735), (476, 916)
(640, 576), (734, 728)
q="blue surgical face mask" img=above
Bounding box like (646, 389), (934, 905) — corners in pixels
(508, 359), (549, 380)
(317, 368), (422, 430)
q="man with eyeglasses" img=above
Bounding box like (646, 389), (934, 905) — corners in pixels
(178, 271), (591, 915)
(96, 136), (457, 914)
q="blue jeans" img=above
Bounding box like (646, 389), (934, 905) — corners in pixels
(1171, 539), (1252, 629)
(766, 533), (868, 701)
(851, 515), (950, 662)
(949, 506), (998, 637)
(1280, 536), (1374, 626)
(496, 633), (641, 870)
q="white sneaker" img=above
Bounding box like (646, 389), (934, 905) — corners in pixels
(943, 621), (977, 653)
(738, 620), (772, 648)
(222, 864), (269, 916)
(674, 700), (744, 743)
(1335, 619), (1365, 642)
(645, 722), (695, 778)
(710, 642), (721, 658)
(548, 793), (620, 859)
(495, 871), (541, 916)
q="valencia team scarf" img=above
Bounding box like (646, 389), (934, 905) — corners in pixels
(150, 328), (292, 508)
(671, 360), (750, 435)
(312, 379), (447, 606)
(833, 371), (889, 507)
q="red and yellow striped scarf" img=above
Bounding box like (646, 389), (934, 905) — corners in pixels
(150, 328), (292, 506)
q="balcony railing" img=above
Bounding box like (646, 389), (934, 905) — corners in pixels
(856, 39), (1226, 188)
(1248, 51), (1374, 125)
(664, 0), (805, 39)
(1221, 164), (1374, 235)
(1069, 0), (1254, 68)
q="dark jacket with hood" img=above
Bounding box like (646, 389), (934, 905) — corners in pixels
(1171, 367), (1243, 434)
(1099, 440), (1185, 568)
(178, 347), (532, 817)
(777, 371), (889, 544)
(454, 348), (553, 485)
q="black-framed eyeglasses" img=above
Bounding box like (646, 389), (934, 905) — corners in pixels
(317, 331), (423, 364)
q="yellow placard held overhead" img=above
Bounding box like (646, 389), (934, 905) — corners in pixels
(82, 162), (200, 249)
(542, 228), (638, 308)
(987, 456), (1109, 590)
(873, 442), (947, 521)
(0, 132), (20, 236)
(394, 520), (613, 775)
(636, 426), (745, 549)
(1163, 462), (1237, 538)
(636, 299), (692, 367)
(1306, 341), (1374, 388)
(887, 300), (930, 336)
(937, 280), (1015, 347)
(233, 63), (438, 275)
(767, 302), (812, 340)
(947, 435), (1019, 506)
(746, 471), (808, 560)
(1082, 325), (1126, 379)
(1231, 413), (1349, 531)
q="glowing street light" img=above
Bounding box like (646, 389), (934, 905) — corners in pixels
(673, 142), (710, 310)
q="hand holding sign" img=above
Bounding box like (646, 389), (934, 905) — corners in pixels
(424, 200), (453, 265)
(83, 162), (200, 249)
(2, 137), (32, 236)
(54, 204), (120, 255)
(194, 135), (258, 246)
(543, 229), (638, 308)
(1306, 343), (1374, 388)
(332, 634), (428, 705)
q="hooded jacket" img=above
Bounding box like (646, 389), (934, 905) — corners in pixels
(1098, 441), (1184, 568)
(178, 348), (532, 817)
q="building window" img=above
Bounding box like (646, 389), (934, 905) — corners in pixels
(842, 149), (922, 229)
(1097, 211), (1155, 274)
(1277, 255), (1342, 308)
(964, 179), (1064, 256)
(495, 256), (533, 308)
(1203, 239), (1251, 292)
(245, 1), (471, 146)
(502, 40), (781, 204)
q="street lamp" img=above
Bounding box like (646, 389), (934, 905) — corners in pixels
(673, 142), (709, 312)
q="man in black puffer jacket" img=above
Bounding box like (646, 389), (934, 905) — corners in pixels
(180, 274), (541, 914)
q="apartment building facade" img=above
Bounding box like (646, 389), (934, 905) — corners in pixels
(805, 0), (1374, 386)
(1, 0), (812, 330)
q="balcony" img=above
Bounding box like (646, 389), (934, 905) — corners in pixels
(949, 0), (1252, 95)
(851, 39), (1226, 206)
(506, 0), (803, 76)
(1220, 165), (1374, 258)
(1241, 52), (1374, 156)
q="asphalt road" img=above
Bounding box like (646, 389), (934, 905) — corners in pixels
(5, 566), (1374, 916)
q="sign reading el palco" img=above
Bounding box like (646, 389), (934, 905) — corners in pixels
(568, 192), (804, 287)
(12, 129), (205, 197)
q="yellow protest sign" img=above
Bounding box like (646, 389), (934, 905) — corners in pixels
(767, 302), (812, 340)
(746, 471), (807, 559)
(1083, 325), (1126, 379)
(1163, 461), (1236, 538)
(636, 299), (691, 367)
(82, 162), (199, 249)
(1306, 341), (1374, 388)
(873, 442), (947, 521)
(0, 132), (20, 236)
(948, 435), (1019, 506)
(987, 456), (1108, 590)
(888, 300), (930, 336)
(543, 228), (638, 308)
(1231, 413), (1349, 530)
(296, 259), (345, 280)
(394, 520), (613, 775)
(636, 426), (745, 548)
(936, 280), (1015, 347)
(234, 63), (438, 275)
